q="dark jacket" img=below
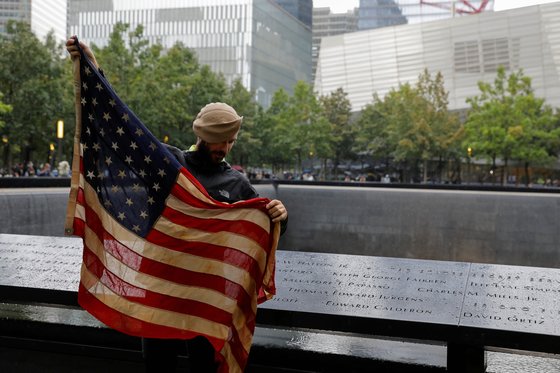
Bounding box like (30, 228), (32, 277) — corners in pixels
(165, 144), (257, 203)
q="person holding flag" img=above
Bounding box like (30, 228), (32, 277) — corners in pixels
(65, 37), (288, 372)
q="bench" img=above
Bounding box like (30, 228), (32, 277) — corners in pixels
(1, 233), (559, 372)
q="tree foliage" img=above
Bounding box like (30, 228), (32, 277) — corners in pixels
(2, 21), (560, 183)
(320, 88), (354, 179)
(464, 66), (559, 185)
(0, 20), (71, 168)
(356, 69), (461, 182)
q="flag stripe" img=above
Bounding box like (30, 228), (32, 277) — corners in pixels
(162, 205), (271, 250)
(145, 229), (262, 279)
(169, 179), (271, 232)
(83, 226), (237, 318)
(82, 244), (236, 331)
(78, 281), (224, 347)
(153, 216), (266, 274)
(80, 263), (229, 338)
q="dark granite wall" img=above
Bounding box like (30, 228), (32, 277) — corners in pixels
(0, 190), (69, 237)
(261, 185), (560, 268)
(1, 185), (558, 267)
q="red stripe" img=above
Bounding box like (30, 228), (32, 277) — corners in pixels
(146, 229), (262, 280)
(225, 328), (250, 372)
(171, 183), (223, 210)
(77, 187), (85, 205)
(162, 206), (271, 250)
(78, 282), (224, 347)
(74, 217), (85, 237)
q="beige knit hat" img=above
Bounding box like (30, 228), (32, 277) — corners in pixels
(193, 102), (243, 143)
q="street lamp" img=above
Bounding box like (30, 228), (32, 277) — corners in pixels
(467, 146), (472, 184)
(2, 135), (9, 171)
(56, 120), (64, 168)
(49, 143), (55, 167)
(57, 120), (64, 139)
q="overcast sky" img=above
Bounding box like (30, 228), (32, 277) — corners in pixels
(312, 0), (560, 13)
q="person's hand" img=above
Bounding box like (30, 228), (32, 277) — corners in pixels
(66, 36), (99, 68)
(266, 199), (288, 223)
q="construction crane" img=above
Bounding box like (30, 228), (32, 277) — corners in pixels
(420, 0), (492, 15)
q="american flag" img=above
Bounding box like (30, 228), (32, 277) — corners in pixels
(64, 39), (280, 373)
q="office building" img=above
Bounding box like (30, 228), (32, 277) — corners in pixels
(312, 7), (358, 82)
(357, 0), (407, 30)
(314, 3), (560, 113)
(68, 0), (312, 108)
(0, 0), (67, 43)
(274, 0), (312, 28)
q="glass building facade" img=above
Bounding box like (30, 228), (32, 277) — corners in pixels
(0, 0), (66, 43)
(315, 3), (560, 113)
(273, 0), (312, 28)
(358, 0), (407, 30)
(68, 0), (311, 108)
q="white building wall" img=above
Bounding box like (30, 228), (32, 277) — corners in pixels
(315, 3), (560, 113)
(31, 0), (67, 43)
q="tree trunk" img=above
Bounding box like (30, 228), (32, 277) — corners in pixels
(524, 162), (530, 186)
(501, 158), (508, 185)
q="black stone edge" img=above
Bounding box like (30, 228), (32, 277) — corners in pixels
(452, 325), (560, 355)
(256, 309), (560, 356)
(0, 303), (446, 372)
(256, 308), (457, 343)
(0, 285), (78, 307)
(0, 320), (140, 352)
(0, 177), (71, 188)
(247, 343), (446, 373)
(2, 177), (559, 194)
(5, 283), (560, 354)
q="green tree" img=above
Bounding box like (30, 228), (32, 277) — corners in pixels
(386, 83), (431, 182)
(464, 66), (558, 185)
(357, 83), (431, 182)
(0, 21), (71, 168)
(416, 69), (462, 183)
(356, 70), (460, 183)
(509, 90), (559, 185)
(0, 92), (12, 129)
(92, 22), (145, 100)
(131, 41), (199, 149)
(285, 81), (330, 178)
(260, 88), (295, 172)
(355, 93), (392, 174)
(320, 88), (354, 180)
(0, 92), (13, 170)
(226, 79), (261, 167)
